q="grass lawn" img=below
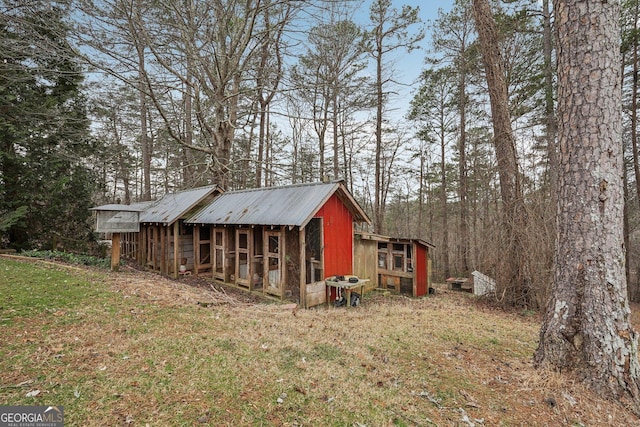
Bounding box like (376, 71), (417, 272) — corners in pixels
(0, 256), (637, 426)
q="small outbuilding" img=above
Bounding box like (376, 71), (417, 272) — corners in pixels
(354, 232), (434, 297)
(93, 182), (438, 306)
(98, 186), (222, 277)
(90, 202), (148, 271)
(185, 180), (370, 307)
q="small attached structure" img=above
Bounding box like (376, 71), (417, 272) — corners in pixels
(185, 181), (370, 307)
(90, 203), (147, 271)
(354, 232), (434, 297)
(138, 185), (221, 277)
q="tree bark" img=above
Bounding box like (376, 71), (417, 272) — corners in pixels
(374, 19), (384, 234)
(133, 25), (151, 201)
(457, 66), (469, 276)
(629, 0), (640, 302)
(542, 0), (558, 206)
(440, 123), (450, 280)
(535, 0), (640, 407)
(472, 0), (532, 306)
(632, 0), (640, 213)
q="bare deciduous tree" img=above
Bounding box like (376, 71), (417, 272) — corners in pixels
(291, 15), (369, 183)
(409, 67), (457, 279)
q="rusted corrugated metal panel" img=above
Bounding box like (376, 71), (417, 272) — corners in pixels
(388, 237), (436, 249)
(187, 181), (369, 227)
(90, 201), (152, 212)
(140, 185), (220, 225)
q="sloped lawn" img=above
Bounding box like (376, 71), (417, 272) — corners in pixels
(0, 256), (637, 426)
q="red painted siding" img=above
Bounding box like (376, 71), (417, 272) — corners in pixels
(415, 244), (428, 297)
(315, 193), (354, 277)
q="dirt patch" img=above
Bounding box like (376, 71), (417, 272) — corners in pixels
(109, 262), (275, 307)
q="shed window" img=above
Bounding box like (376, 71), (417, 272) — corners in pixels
(269, 235), (279, 253)
(199, 225), (210, 240)
(394, 255), (404, 270)
(378, 253), (387, 268)
(239, 252), (249, 279)
(378, 242), (388, 269)
(239, 232), (248, 249)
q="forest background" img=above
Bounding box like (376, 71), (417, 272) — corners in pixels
(3, 0), (639, 309)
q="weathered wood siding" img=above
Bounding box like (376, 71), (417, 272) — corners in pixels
(353, 237), (379, 292)
(305, 281), (326, 307)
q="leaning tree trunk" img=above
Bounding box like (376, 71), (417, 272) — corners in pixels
(472, 0), (532, 307)
(535, 0), (640, 406)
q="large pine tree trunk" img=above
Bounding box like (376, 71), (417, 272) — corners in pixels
(535, 0), (640, 406)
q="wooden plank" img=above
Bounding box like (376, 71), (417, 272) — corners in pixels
(306, 281), (326, 307)
(378, 268), (413, 279)
(161, 225), (167, 275)
(111, 232), (121, 271)
(299, 228), (306, 308)
(172, 222), (179, 278)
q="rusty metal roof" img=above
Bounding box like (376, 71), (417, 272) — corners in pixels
(140, 185), (220, 225)
(186, 181), (370, 227)
(90, 201), (153, 212)
(355, 232), (435, 249)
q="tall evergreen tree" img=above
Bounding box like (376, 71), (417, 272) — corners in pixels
(0, 0), (97, 250)
(409, 67), (458, 279)
(367, 0), (423, 234)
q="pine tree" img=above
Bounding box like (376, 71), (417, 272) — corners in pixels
(0, 0), (97, 250)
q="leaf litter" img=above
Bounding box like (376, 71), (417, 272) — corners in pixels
(1, 258), (639, 425)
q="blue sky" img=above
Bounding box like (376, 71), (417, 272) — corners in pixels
(356, 0), (456, 119)
(406, 1), (455, 107)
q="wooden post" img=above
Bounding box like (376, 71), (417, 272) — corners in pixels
(299, 228), (306, 308)
(160, 226), (167, 275)
(111, 232), (121, 271)
(194, 225), (200, 277)
(173, 222), (180, 279)
(280, 229), (286, 300)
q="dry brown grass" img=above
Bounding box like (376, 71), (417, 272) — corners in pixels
(1, 258), (639, 426)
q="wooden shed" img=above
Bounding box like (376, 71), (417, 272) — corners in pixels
(185, 180), (370, 307)
(354, 232), (434, 297)
(121, 185), (222, 278)
(90, 202), (149, 271)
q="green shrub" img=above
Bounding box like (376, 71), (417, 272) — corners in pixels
(20, 249), (111, 269)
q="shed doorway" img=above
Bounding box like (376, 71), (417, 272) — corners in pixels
(305, 218), (323, 283)
(264, 228), (285, 296)
(235, 228), (251, 289)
